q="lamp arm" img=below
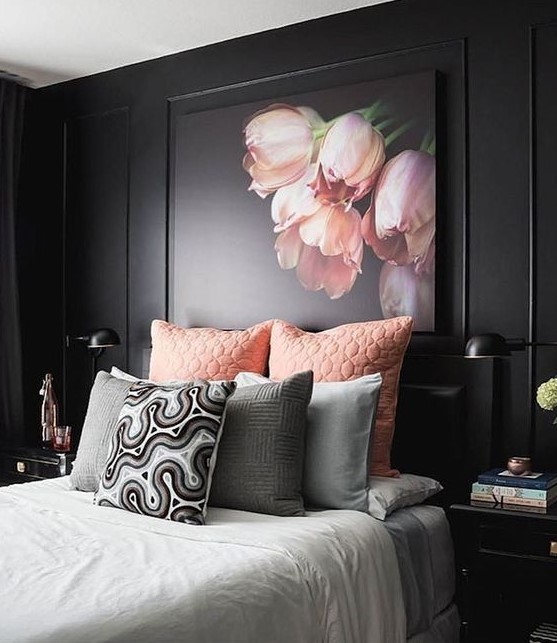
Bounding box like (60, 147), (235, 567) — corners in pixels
(66, 334), (90, 348)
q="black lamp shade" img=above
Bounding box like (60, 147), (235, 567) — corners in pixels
(465, 333), (511, 357)
(86, 328), (120, 349)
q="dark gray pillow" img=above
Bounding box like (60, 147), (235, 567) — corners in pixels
(70, 371), (133, 492)
(209, 371), (313, 516)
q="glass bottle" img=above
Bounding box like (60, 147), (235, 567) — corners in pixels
(40, 373), (58, 449)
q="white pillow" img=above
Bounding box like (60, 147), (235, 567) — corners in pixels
(110, 367), (185, 386)
(367, 474), (442, 520)
(110, 366), (141, 382)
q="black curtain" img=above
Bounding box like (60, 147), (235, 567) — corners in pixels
(0, 79), (25, 443)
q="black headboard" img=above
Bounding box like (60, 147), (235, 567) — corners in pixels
(393, 355), (500, 505)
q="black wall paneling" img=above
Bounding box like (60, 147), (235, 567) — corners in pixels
(14, 0), (557, 463)
(532, 22), (557, 469)
(63, 108), (129, 440)
(17, 92), (64, 443)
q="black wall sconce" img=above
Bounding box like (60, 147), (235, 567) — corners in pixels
(465, 333), (557, 458)
(68, 328), (121, 383)
(465, 333), (557, 357)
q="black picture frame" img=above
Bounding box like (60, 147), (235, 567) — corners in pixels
(168, 41), (466, 347)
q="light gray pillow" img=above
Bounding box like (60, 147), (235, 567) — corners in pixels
(367, 474), (443, 520)
(70, 371), (133, 492)
(235, 371), (382, 512)
(210, 371), (313, 516)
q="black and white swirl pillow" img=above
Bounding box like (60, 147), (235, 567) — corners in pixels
(94, 380), (236, 525)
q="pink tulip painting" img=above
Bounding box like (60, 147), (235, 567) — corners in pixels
(241, 96), (436, 330)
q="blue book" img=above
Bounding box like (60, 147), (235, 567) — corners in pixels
(477, 468), (557, 490)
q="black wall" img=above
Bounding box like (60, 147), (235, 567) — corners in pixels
(16, 0), (557, 466)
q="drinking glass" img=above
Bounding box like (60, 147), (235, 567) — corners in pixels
(53, 426), (71, 452)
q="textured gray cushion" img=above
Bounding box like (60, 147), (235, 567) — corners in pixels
(236, 371), (382, 512)
(95, 380), (236, 525)
(70, 371), (133, 492)
(210, 371), (313, 516)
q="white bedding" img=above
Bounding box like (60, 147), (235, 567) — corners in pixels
(0, 478), (406, 643)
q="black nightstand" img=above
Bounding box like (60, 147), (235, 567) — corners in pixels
(0, 447), (75, 486)
(450, 503), (557, 643)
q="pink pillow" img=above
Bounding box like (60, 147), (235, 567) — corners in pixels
(149, 320), (272, 381)
(269, 317), (413, 477)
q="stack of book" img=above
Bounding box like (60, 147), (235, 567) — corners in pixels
(530, 622), (557, 642)
(470, 468), (557, 513)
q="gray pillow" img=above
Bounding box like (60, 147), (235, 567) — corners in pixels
(209, 371), (313, 516)
(235, 371), (382, 512)
(70, 371), (133, 492)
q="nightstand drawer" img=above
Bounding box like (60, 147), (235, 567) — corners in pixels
(480, 524), (557, 562)
(0, 451), (74, 483)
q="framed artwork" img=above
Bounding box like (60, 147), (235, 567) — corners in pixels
(170, 67), (439, 332)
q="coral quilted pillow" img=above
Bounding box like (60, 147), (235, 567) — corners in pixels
(149, 320), (272, 381)
(269, 317), (413, 477)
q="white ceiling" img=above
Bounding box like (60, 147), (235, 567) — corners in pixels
(0, 0), (395, 88)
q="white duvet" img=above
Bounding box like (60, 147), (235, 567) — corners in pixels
(0, 478), (406, 643)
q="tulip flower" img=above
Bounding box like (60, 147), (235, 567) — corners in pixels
(273, 172), (364, 299)
(298, 203), (363, 268)
(275, 225), (304, 270)
(310, 112), (385, 207)
(297, 244), (361, 299)
(361, 203), (410, 266)
(271, 166), (321, 230)
(379, 263), (434, 331)
(372, 149), (435, 269)
(272, 170), (363, 271)
(275, 224), (362, 299)
(243, 104), (326, 198)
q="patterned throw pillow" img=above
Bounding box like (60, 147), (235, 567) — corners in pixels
(94, 380), (236, 525)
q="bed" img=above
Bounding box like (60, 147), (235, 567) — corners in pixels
(0, 477), (457, 643)
(1, 329), (496, 642)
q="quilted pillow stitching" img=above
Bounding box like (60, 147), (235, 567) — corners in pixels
(149, 320), (273, 381)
